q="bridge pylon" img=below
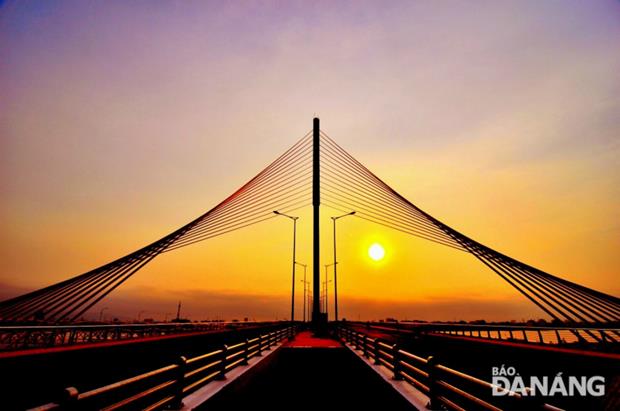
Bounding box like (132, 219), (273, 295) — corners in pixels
(312, 117), (327, 333)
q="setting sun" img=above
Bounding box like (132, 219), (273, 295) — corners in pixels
(368, 243), (385, 261)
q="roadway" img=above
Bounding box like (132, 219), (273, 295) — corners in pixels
(3, 323), (618, 410)
(198, 331), (416, 411)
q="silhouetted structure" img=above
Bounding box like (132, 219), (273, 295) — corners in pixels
(0, 119), (618, 340)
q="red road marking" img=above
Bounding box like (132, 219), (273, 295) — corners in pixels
(284, 331), (342, 348)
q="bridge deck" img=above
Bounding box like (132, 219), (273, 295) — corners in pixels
(191, 330), (416, 410)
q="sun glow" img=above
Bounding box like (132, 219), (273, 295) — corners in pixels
(368, 243), (385, 261)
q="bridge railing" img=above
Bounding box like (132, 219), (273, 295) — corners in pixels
(355, 321), (620, 346)
(0, 321), (275, 351)
(29, 325), (296, 411)
(337, 326), (565, 411)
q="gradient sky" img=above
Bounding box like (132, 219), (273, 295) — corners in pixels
(1, 1), (619, 322)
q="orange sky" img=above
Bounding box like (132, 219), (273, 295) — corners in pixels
(1, 1), (619, 321)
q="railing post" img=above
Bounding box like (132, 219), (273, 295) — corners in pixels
(257, 334), (263, 356)
(555, 329), (562, 345)
(426, 356), (439, 410)
(392, 344), (402, 380)
(172, 356), (187, 409)
(363, 335), (369, 358)
(242, 338), (249, 365)
(61, 387), (79, 411)
(217, 345), (228, 380)
(373, 339), (380, 365)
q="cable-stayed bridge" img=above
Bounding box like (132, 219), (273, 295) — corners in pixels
(0, 119), (618, 411)
(1, 119), (618, 327)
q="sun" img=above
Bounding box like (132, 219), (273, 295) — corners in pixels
(368, 243), (385, 261)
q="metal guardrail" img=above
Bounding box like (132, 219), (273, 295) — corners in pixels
(29, 325), (296, 411)
(337, 326), (565, 411)
(425, 324), (620, 345)
(356, 322), (620, 346)
(0, 322), (274, 351)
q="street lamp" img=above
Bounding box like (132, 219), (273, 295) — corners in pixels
(137, 310), (146, 322)
(331, 211), (355, 322)
(323, 263), (335, 319)
(99, 307), (109, 322)
(296, 262), (308, 322)
(307, 292), (313, 322)
(274, 210), (299, 324)
(321, 278), (333, 314)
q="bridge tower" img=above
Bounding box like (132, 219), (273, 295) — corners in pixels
(311, 117), (326, 332)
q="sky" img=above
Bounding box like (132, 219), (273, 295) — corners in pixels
(1, 1), (619, 322)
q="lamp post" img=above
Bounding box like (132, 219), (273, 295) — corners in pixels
(323, 263), (335, 320)
(274, 211), (299, 324)
(296, 262), (308, 322)
(137, 310), (146, 322)
(322, 278), (333, 314)
(331, 211), (355, 322)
